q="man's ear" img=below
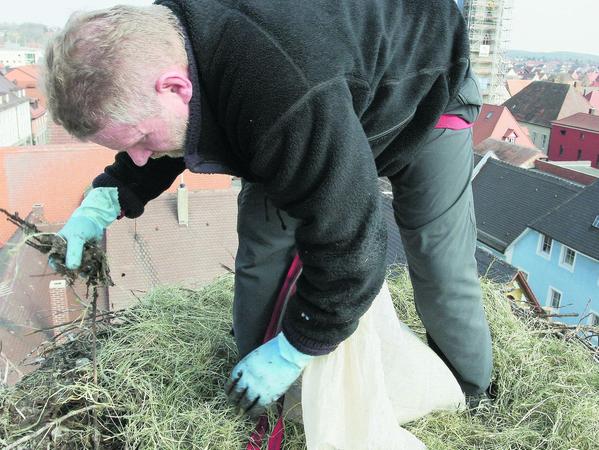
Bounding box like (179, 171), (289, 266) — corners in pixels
(155, 70), (193, 104)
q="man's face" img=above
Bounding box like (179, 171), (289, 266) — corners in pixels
(91, 107), (188, 166)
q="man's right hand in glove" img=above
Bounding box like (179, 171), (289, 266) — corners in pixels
(53, 187), (121, 270)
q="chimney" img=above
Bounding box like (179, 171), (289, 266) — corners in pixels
(177, 183), (189, 226)
(30, 203), (44, 223)
(590, 108), (596, 116)
(49, 280), (68, 336)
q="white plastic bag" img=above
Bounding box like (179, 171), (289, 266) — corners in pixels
(300, 281), (465, 450)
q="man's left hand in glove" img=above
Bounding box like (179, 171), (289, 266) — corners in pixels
(225, 332), (314, 416)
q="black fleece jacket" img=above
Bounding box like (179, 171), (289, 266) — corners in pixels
(93, 0), (471, 355)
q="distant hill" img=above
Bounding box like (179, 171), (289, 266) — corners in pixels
(507, 50), (599, 63)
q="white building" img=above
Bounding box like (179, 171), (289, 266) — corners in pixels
(0, 74), (32, 146)
(0, 48), (44, 69)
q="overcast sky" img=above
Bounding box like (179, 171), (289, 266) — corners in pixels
(3, 0), (598, 56)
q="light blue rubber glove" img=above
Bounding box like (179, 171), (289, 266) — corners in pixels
(225, 332), (314, 416)
(54, 187), (120, 270)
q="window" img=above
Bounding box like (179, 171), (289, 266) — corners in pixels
(592, 215), (599, 229)
(542, 134), (547, 148)
(505, 136), (516, 144)
(532, 131), (538, 143)
(560, 246), (576, 270)
(485, 112), (493, 120)
(577, 149), (583, 160)
(549, 288), (562, 309)
(589, 312), (599, 327)
(580, 132), (585, 140)
(540, 234), (552, 255)
(560, 129), (567, 136)
(559, 144), (564, 156)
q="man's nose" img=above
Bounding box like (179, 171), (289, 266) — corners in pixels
(126, 148), (153, 167)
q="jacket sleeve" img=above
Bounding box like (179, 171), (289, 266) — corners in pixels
(92, 152), (186, 218)
(250, 79), (388, 356)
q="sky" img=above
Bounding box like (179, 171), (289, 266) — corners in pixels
(2, 0), (599, 56)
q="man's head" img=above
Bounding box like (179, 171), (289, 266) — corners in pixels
(44, 5), (192, 166)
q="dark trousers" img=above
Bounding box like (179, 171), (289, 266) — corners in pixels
(233, 75), (493, 395)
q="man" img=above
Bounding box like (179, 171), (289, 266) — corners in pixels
(44, 0), (492, 415)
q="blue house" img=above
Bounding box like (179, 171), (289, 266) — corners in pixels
(472, 156), (599, 343)
(521, 182), (599, 329)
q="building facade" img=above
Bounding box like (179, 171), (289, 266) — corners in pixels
(463, 0), (513, 105)
(473, 104), (535, 148)
(0, 74), (32, 146)
(548, 113), (599, 169)
(509, 228), (599, 332)
(503, 82), (592, 154)
(473, 156), (599, 343)
(0, 48), (43, 69)
(5, 66), (49, 145)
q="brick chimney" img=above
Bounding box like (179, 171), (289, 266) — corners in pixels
(49, 280), (68, 335)
(177, 183), (189, 226)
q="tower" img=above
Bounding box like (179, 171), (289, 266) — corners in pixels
(463, 0), (514, 105)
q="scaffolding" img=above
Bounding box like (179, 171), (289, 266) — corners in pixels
(463, 0), (514, 105)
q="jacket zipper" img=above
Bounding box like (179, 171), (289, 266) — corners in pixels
(366, 109), (417, 142)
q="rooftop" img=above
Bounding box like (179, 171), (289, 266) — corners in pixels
(544, 161), (599, 178)
(531, 180), (599, 260)
(381, 187), (519, 285)
(0, 144), (232, 246)
(106, 189), (239, 310)
(502, 81), (591, 128)
(472, 157), (582, 253)
(474, 138), (543, 168)
(585, 91), (599, 110)
(551, 112), (599, 132)
(506, 79), (533, 97)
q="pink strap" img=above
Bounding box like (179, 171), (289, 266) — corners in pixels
(246, 254), (303, 450)
(435, 114), (473, 130)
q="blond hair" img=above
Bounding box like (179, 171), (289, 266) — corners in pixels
(43, 5), (187, 139)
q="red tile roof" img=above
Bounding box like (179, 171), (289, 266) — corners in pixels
(5, 66), (40, 89)
(47, 122), (81, 146)
(0, 144), (231, 246)
(106, 189), (239, 310)
(473, 104), (535, 148)
(0, 144), (116, 245)
(0, 216), (100, 385)
(474, 138), (544, 169)
(5, 65), (46, 119)
(551, 112), (599, 132)
(506, 79), (532, 97)
(584, 91), (599, 111)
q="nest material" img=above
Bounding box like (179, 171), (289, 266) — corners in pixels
(0, 209), (113, 287)
(0, 272), (598, 449)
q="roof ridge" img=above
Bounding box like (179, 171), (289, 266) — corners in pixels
(531, 181), (598, 228)
(484, 157), (583, 191)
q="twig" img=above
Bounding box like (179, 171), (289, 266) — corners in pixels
(92, 286), (100, 450)
(4, 405), (100, 450)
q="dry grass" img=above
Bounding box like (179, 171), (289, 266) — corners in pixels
(0, 269), (597, 449)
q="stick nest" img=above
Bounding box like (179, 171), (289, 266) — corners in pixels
(0, 209), (113, 287)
